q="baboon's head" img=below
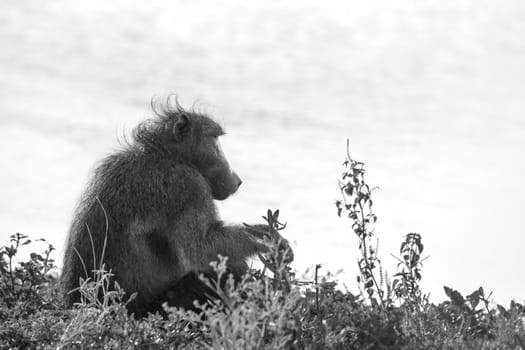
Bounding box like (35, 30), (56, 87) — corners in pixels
(175, 112), (242, 200)
(135, 102), (242, 200)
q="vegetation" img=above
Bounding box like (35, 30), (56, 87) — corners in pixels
(1, 143), (524, 349)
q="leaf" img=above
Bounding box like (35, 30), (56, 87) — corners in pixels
(392, 279), (400, 290)
(5, 247), (16, 257)
(497, 304), (509, 318)
(444, 286), (465, 307)
(344, 184), (354, 196)
(467, 289), (481, 309)
(411, 253), (420, 266)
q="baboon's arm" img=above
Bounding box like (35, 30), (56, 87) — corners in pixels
(201, 222), (269, 275)
(206, 222), (294, 270)
(163, 211), (267, 273)
(204, 222), (269, 261)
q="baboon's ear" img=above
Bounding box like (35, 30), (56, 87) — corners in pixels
(173, 114), (190, 141)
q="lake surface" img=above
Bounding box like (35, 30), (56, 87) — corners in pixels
(1, 0), (524, 303)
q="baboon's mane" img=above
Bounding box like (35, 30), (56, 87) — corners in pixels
(131, 99), (189, 154)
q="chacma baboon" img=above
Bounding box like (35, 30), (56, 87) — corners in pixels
(61, 100), (291, 317)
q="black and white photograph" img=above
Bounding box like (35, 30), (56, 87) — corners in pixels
(1, 0), (524, 348)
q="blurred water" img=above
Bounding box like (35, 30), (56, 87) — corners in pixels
(1, 0), (524, 303)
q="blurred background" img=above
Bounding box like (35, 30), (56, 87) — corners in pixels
(1, 0), (524, 304)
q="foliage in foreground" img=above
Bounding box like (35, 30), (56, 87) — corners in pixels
(1, 144), (525, 349)
(1, 232), (524, 350)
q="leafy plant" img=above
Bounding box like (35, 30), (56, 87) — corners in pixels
(335, 140), (385, 307)
(247, 209), (295, 293)
(440, 285), (495, 338)
(0, 233), (57, 312)
(391, 233), (426, 306)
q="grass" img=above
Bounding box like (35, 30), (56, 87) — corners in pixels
(1, 143), (524, 349)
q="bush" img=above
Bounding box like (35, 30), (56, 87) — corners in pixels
(1, 143), (524, 349)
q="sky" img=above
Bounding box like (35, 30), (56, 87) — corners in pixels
(1, 0), (524, 304)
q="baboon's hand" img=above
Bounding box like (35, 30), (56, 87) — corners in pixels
(277, 238), (294, 264)
(245, 224), (294, 264)
(244, 224), (271, 240)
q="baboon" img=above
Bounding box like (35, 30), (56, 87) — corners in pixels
(61, 101), (291, 317)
